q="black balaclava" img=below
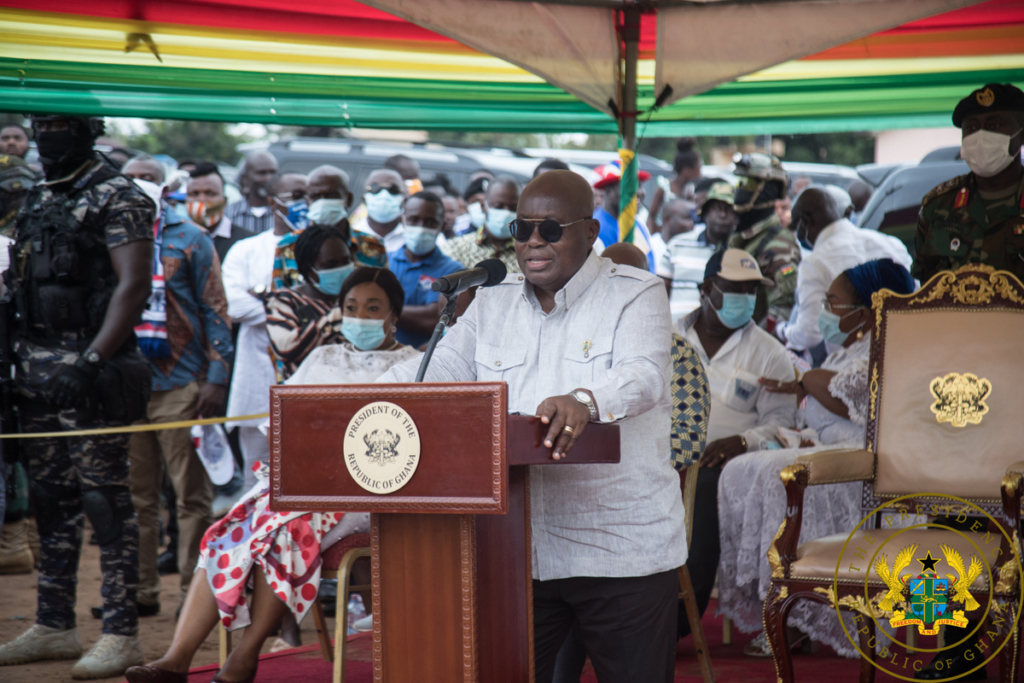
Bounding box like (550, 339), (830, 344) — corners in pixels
(33, 116), (100, 181)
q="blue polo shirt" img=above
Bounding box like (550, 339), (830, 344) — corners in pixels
(595, 206), (656, 272)
(387, 246), (464, 348)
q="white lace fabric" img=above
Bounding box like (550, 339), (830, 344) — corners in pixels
(716, 334), (872, 657)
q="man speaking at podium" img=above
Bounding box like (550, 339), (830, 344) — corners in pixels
(380, 170), (686, 682)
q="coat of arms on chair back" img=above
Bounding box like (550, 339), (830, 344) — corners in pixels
(866, 264), (1024, 511)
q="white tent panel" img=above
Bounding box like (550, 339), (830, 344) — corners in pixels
(655, 0), (984, 107)
(357, 0), (619, 113)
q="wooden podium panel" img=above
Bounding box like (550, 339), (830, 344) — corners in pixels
(269, 382), (507, 514)
(270, 382), (621, 683)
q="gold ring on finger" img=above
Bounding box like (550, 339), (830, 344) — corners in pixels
(563, 425), (574, 434)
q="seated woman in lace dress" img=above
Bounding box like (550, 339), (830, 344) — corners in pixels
(126, 268), (420, 683)
(716, 258), (915, 658)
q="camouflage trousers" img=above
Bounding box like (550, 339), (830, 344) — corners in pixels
(15, 340), (139, 636)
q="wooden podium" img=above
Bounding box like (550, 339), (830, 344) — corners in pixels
(269, 382), (620, 683)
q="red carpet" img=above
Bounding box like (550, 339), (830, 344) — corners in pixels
(173, 601), (995, 682)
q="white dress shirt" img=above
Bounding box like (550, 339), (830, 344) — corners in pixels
(779, 218), (912, 351)
(222, 229), (287, 427)
(352, 216), (405, 254)
(380, 251), (687, 581)
(679, 310), (797, 450)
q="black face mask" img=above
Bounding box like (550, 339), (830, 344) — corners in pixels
(35, 129), (94, 180)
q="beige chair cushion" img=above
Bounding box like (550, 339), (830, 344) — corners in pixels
(790, 527), (1006, 593)
(875, 309), (1024, 500)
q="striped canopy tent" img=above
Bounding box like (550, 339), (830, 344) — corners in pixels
(1, 0), (1022, 136)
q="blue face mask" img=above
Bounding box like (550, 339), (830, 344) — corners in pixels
(817, 309), (864, 346)
(285, 199), (309, 230)
(311, 263), (354, 297)
(403, 226), (440, 256)
(484, 207), (515, 240)
(364, 190), (403, 224)
(341, 316), (387, 351)
(711, 284), (756, 329)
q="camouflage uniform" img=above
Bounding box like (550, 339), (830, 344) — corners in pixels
(911, 173), (1024, 284)
(9, 157), (154, 636)
(728, 212), (801, 322)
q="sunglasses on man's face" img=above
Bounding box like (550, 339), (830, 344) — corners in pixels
(367, 183), (402, 196)
(510, 217), (590, 243)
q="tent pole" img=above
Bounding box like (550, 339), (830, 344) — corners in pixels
(621, 7), (639, 152)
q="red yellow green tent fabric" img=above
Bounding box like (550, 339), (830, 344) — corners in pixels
(0, 0), (1021, 134)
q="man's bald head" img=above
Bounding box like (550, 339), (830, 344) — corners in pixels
(791, 186), (841, 247)
(520, 170), (594, 221)
(515, 170), (599, 298)
(270, 172), (307, 196)
(309, 164), (350, 190)
(602, 243), (649, 271)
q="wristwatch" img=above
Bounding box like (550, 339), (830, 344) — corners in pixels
(252, 284), (268, 296)
(571, 389), (598, 422)
(81, 348), (104, 366)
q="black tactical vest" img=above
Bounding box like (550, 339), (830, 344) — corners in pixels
(10, 161), (123, 340)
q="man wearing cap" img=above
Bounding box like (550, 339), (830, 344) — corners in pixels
(658, 181), (738, 323)
(592, 161), (657, 272)
(728, 153), (801, 326)
(913, 83), (1024, 284)
(675, 248), (797, 643)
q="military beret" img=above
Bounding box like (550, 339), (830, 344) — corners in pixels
(952, 83), (1024, 128)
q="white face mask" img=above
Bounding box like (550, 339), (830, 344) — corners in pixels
(307, 198), (348, 226)
(466, 201), (486, 229)
(960, 128), (1022, 178)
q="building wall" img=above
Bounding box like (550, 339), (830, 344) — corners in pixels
(874, 128), (961, 164)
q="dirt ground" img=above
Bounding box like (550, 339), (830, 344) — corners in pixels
(0, 521), (333, 683)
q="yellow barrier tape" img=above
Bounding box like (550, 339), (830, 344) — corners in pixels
(0, 412), (270, 439)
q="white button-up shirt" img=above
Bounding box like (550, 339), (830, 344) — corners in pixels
(352, 216), (405, 254)
(779, 218), (912, 351)
(222, 229), (287, 427)
(679, 310), (797, 449)
(380, 250), (687, 581)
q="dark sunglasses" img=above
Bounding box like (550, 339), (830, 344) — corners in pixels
(367, 183), (402, 196)
(510, 217), (590, 243)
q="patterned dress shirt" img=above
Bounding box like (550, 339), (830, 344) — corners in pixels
(148, 206), (234, 391)
(225, 197), (274, 235)
(440, 227), (520, 273)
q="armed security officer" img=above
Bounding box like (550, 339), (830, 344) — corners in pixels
(0, 115), (154, 679)
(728, 153), (800, 326)
(912, 83), (1024, 284)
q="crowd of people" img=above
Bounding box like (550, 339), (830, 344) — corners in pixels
(0, 80), (1020, 683)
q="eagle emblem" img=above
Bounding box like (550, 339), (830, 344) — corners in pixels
(363, 429), (401, 467)
(977, 87), (995, 107)
(875, 544), (981, 635)
(929, 372), (992, 428)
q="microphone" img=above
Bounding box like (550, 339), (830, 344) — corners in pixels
(431, 259), (507, 296)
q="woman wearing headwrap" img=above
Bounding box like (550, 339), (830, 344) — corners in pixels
(715, 259), (915, 658)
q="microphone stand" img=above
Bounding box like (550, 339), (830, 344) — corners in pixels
(414, 294), (460, 383)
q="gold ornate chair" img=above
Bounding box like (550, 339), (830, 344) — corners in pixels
(763, 265), (1024, 683)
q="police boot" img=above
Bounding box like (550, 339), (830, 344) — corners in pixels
(0, 519), (35, 574)
(71, 634), (144, 680)
(0, 624), (82, 665)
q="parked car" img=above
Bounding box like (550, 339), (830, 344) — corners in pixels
(856, 147), (968, 253)
(524, 148), (674, 200)
(237, 138), (597, 197)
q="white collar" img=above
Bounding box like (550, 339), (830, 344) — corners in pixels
(211, 216), (233, 240)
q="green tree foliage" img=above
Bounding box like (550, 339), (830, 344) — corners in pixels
(127, 121), (248, 165)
